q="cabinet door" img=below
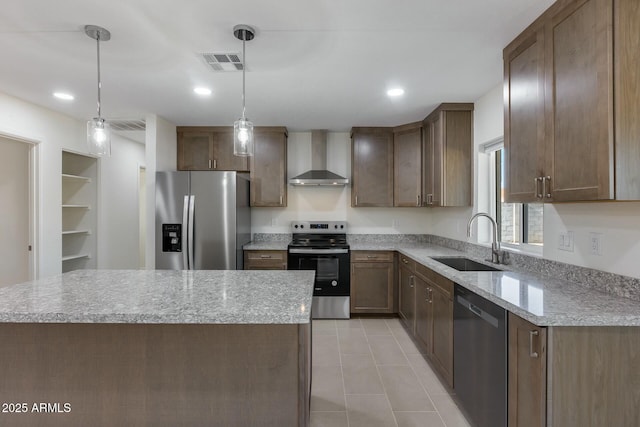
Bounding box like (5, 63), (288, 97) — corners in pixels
(398, 265), (416, 333)
(394, 126), (422, 207)
(351, 128), (394, 207)
(213, 130), (249, 171)
(250, 129), (287, 207)
(508, 312), (546, 427)
(427, 115), (443, 207)
(414, 277), (432, 354)
(350, 262), (394, 313)
(177, 131), (213, 170)
(545, 0), (614, 201)
(504, 29), (546, 203)
(441, 110), (473, 207)
(430, 284), (453, 387)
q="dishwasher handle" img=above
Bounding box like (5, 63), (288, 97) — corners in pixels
(456, 295), (500, 328)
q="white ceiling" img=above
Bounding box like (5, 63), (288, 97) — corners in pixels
(0, 0), (554, 131)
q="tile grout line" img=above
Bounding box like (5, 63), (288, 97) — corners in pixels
(384, 318), (450, 427)
(365, 319), (401, 427)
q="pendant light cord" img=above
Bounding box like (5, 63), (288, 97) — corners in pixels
(96, 34), (102, 119)
(241, 37), (246, 120)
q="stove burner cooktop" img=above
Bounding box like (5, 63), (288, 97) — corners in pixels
(289, 221), (349, 249)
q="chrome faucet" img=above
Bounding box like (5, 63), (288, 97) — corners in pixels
(467, 212), (501, 264)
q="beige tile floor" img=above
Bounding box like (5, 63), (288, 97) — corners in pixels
(310, 317), (471, 427)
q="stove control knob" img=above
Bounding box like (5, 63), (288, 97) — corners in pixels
(294, 224), (299, 229)
(340, 225), (344, 229)
(300, 224), (304, 229)
(334, 225), (338, 229)
(331, 280), (338, 286)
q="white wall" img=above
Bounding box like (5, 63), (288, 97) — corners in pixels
(0, 92), (84, 278)
(430, 85), (504, 241)
(97, 134), (146, 269)
(144, 114), (177, 269)
(251, 132), (431, 234)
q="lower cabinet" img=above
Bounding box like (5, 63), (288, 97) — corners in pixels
(350, 251), (396, 314)
(414, 276), (433, 354)
(243, 250), (287, 270)
(508, 312), (547, 427)
(398, 255), (417, 333)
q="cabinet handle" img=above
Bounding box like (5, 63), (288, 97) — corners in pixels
(402, 258), (409, 264)
(529, 330), (539, 358)
(417, 194), (421, 207)
(209, 159), (212, 169)
(260, 255), (272, 259)
(279, 195), (283, 205)
(355, 195), (358, 206)
(427, 194), (433, 205)
(544, 176), (551, 198)
(213, 159), (217, 169)
(366, 255), (378, 259)
(409, 275), (414, 288)
(534, 177), (543, 199)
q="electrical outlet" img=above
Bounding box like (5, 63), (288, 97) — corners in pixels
(558, 231), (574, 252)
(271, 218), (278, 227)
(590, 232), (603, 256)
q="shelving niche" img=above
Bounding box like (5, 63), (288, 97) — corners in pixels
(61, 150), (97, 273)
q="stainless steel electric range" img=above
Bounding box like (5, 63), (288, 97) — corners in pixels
(287, 221), (350, 319)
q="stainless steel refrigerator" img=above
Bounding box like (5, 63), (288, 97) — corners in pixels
(155, 171), (251, 270)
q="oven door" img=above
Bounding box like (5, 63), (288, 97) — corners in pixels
(287, 248), (350, 296)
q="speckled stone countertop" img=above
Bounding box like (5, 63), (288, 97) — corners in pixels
(243, 235), (640, 326)
(355, 242), (640, 327)
(243, 241), (289, 250)
(0, 270), (315, 324)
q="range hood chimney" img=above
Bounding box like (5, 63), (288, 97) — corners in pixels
(289, 130), (350, 186)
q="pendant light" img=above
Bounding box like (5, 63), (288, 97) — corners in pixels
(233, 24), (255, 157)
(85, 25), (111, 157)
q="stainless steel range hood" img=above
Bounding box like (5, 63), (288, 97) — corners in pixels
(289, 130), (350, 186)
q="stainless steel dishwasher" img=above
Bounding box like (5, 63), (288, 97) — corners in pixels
(454, 284), (507, 427)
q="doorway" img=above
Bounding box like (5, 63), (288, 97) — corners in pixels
(0, 136), (35, 285)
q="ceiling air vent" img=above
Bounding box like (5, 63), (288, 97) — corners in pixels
(109, 119), (146, 131)
(200, 53), (244, 72)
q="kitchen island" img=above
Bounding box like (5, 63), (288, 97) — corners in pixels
(0, 269), (315, 427)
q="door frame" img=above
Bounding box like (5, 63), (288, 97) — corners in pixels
(0, 130), (40, 281)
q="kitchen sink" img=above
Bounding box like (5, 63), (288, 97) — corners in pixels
(430, 256), (501, 272)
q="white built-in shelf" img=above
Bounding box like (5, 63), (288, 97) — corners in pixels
(62, 173), (91, 183)
(62, 254), (91, 262)
(62, 204), (91, 209)
(62, 230), (91, 235)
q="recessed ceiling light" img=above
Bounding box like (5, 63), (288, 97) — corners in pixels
(194, 87), (212, 96)
(387, 88), (405, 97)
(53, 92), (74, 101)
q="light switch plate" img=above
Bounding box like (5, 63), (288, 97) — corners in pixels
(589, 232), (603, 256)
(558, 231), (574, 252)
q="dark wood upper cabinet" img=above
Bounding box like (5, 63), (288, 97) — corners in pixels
(250, 127), (288, 207)
(504, 0), (640, 202)
(393, 123), (423, 207)
(177, 127), (248, 171)
(422, 103), (474, 207)
(351, 127), (394, 207)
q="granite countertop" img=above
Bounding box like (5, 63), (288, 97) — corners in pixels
(354, 242), (640, 327)
(243, 241), (289, 251)
(244, 237), (640, 327)
(0, 270), (315, 324)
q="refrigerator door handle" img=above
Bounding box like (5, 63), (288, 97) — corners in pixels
(188, 195), (195, 269)
(182, 195), (190, 269)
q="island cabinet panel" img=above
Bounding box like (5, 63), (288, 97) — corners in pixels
(177, 127), (249, 171)
(508, 312), (547, 427)
(0, 323), (310, 427)
(244, 250), (287, 270)
(350, 251), (396, 314)
(351, 127), (394, 207)
(393, 123), (423, 207)
(250, 127), (288, 207)
(422, 104), (474, 207)
(398, 255), (417, 333)
(504, 0), (640, 202)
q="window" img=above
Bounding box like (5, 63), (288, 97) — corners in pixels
(484, 143), (543, 251)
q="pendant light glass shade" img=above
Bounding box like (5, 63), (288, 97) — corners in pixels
(85, 25), (111, 157)
(233, 25), (255, 157)
(233, 118), (254, 156)
(87, 117), (111, 156)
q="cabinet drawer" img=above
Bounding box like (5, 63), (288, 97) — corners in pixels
(244, 250), (287, 270)
(398, 254), (416, 272)
(415, 262), (453, 299)
(351, 251), (394, 263)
